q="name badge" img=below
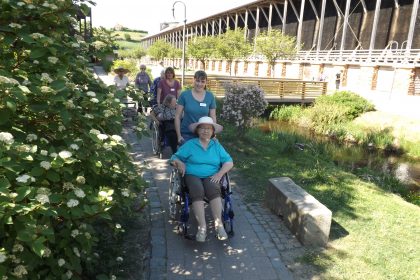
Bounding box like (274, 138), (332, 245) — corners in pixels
(170, 88), (175, 91)
(199, 103), (206, 107)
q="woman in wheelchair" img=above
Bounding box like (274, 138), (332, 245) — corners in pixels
(150, 95), (178, 153)
(170, 116), (233, 242)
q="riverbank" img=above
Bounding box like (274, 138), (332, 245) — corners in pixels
(219, 124), (420, 280)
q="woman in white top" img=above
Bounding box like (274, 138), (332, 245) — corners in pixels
(113, 66), (130, 90)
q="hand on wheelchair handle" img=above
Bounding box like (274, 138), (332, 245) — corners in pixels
(173, 160), (185, 176)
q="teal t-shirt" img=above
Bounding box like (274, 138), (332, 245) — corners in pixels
(170, 138), (232, 178)
(178, 90), (216, 138)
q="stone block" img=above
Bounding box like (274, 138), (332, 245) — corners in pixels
(265, 177), (332, 247)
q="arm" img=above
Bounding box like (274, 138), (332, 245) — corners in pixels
(171, 158), (186, 176)
(209, 108), (216, 123)
(174, 104), (184, 144)
(149, 109), (160, 124)
(157, 88), (162, 105)
(210, 162), (233, 184)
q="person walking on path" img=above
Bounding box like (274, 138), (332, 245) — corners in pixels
(335, 70), (343, 90)
(113, 66), (130, 90)
(170, 117), (233, 242)
(150, 69), (165, 107)
(152, 60), (165, 79)
(175, 70), (217, 144)
(135, 64), (152, 94)
(157, 67), (181, 106)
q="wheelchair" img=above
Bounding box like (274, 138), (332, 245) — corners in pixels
(150, 119), (176, 159)
(121, 96), (138, 122)
(150, 120), (163, 158)
(168, 167), (235, 240)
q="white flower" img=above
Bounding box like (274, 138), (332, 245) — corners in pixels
(114, 98), (120, 103)
(89, 129), (100, 135)
(12, 244), (24, 253)
(84, 232), (91, 239)
(0, 252), (6, 263)
(35, 194), (49, 204)
(71, 43), (80, 48)
(66, 270), (72, 279)
(42, 247), (51, 258)
(12, 265), (27, 277)
(111, 135), (122, 142)
(16, 174), (35, 183)
(111, 275), (116, 280)
(0, 132), (14, 145)
(73, 247), (80, 257)
(86, 91), (96, 97)
(40, 86), (53, 93)
(67, 199), (79, 208)
(99, 191), (108, 197)
(116, 256), (123, 262)
(26, 134), (37, 142)
(59, 150), (72, 159)
(74, 188), (85, 198)
(27, 4), (35, 9)
(115, 223), (121, 229)
(90, 98), (99, 103)
(97, 134), (108, 141)
(58, 125), (66, 132)
(40, 73), (53, 83)
(121, 189), (129, 197)
(65, 99), (75, 109)
(48, 57), (58, 64)
(33, 60), (39, 64)
(40, 150), (48, 156)
(103, 110), (112, 117)
(63, 182), (74, 190)
(50, 152), (57, 158)
(9, 23), (22, 29)
(42, 2), (50, 7)
(40, 161), (51, 170)
(17, 2), (25, 6)
(30, 33), (44, 39)
(71, 229), (79, 238)
(58, 258), (65, 267)
(70, 144), (79, 150)
(76, 176), (85, 185)
(84, 113), (94, 119)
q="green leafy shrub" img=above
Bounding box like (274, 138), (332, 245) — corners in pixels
(315, 91), (375, 120)
(123, 33), (131, 41)
(112, 59), (138, 78)
(270, 105), (304, 121)
(0, 1), (145, 278)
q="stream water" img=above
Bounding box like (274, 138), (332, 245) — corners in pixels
(260, 121), (420, 194)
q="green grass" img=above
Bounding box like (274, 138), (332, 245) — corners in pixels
(115, 40), (140, 50)
(219, 124), (420, 280)
(112, 31), (146, 41)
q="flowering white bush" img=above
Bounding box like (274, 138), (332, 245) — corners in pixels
(0, 0), (146, 278)
(221, 83), (268, 133)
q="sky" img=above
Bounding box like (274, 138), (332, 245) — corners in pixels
(89, 0), (255, 35)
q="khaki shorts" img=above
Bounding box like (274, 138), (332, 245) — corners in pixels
(185, 175), (221, 202)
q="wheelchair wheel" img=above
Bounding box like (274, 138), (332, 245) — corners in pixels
(151, 122), (161, 156)
(223, 201), (234, 236)
(168, 168), (181, 220)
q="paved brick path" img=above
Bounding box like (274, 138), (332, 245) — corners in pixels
(95, 66), (315, 280)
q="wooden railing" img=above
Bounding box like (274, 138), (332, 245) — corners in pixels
(184, 75), (327, 104)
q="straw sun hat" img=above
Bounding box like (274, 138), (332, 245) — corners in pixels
(113, 66), (129, 74)
(189, 116), (223, 134)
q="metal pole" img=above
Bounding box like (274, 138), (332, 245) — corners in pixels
(369, 0), (382, 52)
(173, 1), (187, 87)
(405, 0), (419, 53)
(341, 0), (351, 51)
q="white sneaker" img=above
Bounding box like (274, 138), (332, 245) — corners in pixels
(196, 229), (206, 242)
(216, 226), (228, 240)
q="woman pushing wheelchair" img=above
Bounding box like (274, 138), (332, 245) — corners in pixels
(170, 116), (233, 242)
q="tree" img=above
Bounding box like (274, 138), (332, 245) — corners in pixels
(187, 36), (217, 69)
(168, 46), (182, 65)
(215, 28), (252, 76)
(255, 30), (297, 77)
(147, 39), (171, 61)
(0, 1), (145, 278)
